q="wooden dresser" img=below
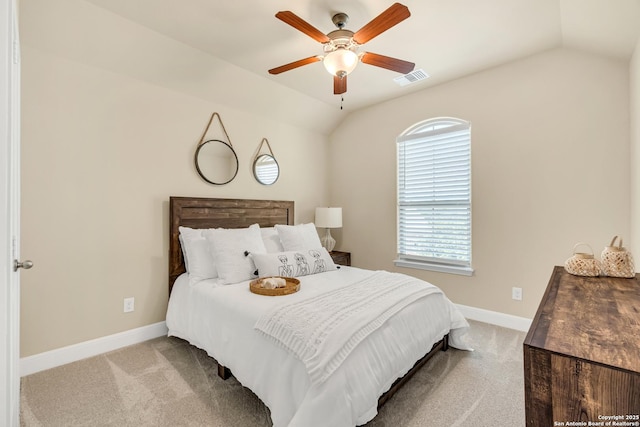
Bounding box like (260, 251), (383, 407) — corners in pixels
(524, 266), (640, 426)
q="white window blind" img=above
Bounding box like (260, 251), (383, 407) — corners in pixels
(396, 118), (472, 275)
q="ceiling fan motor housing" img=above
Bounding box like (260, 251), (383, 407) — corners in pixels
(324, 29), (358, 53)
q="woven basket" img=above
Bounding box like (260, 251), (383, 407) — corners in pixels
(249, 276), (300, 296)
(601, 236), (635, 278)
(564, 243), (601, 277)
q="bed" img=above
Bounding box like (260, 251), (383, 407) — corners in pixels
(165, 196), (470, 427)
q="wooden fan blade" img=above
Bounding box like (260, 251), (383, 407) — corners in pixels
(361, 52), (415, 74)
(269, 56), (322, 74)
(353, 3), (410, 45)
(276, 11), (331, 43)
(334, 75), (347, 95)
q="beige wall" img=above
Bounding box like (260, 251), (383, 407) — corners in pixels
(329, 48), (630, 319)
(19, 6), (330, 356)
(19, 0), (636, 357)
(631, 37), (640, 261)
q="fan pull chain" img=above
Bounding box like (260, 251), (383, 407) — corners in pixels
(340, 96), (344, 110)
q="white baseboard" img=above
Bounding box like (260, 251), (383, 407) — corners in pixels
(20, 305), (530, 377)
(20, 321), (168, 377)
(456, 304), (532, 332)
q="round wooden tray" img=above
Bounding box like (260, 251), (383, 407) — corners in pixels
(249, 276), (300, 296)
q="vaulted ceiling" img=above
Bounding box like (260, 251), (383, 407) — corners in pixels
(82, 0), (640, 113)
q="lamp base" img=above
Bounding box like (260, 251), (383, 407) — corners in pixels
(320, 228), (336, 252)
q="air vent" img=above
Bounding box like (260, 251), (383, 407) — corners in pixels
(393, 69), (429, 86)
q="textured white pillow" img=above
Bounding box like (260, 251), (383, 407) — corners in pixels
(251, 248), (337, 278)
(261, 227), (285, 253)
(275, 223), (323, 251)
(179, 226), (203, 272)
(204, 224), (266, 285)
(179, 226), (217, 284)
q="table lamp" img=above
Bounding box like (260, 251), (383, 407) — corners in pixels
(315, 207), (342, 252)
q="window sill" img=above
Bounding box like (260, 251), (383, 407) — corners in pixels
(393, 259), (474, 276)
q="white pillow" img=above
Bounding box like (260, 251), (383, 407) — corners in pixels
(261, 227), (285, 253)
(178, 234), (190, 272)
(179, 226), (217, 284)
(275, 223), (323, 251)
(179, 226), (203, 271)
(204, 224), (266, 285)
(251, 248), (337, 278)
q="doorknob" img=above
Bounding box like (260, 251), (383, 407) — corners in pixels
(14, 259), (33, 271)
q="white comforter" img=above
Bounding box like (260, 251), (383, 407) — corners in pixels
(166, 267), (470, 427)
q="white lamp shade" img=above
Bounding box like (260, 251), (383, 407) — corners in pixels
(323, 49), (358, 77)
(315, 207), (343, 228)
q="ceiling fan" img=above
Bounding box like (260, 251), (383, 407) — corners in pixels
(268, 2), (415, 95)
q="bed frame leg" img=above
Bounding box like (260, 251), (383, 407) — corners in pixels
(218, 364), (231, 380)
(442, 334), (449, 351)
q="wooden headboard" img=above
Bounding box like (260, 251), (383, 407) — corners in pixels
(168, 197), (295, 294)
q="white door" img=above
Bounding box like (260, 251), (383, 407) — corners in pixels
(1, 0), (23, 426)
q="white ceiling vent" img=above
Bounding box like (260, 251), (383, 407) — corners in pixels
(393, 69), (430, 86)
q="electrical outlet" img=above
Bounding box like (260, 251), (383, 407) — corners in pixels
(123, 297), (135, 313)
(512, 287), (523, 301)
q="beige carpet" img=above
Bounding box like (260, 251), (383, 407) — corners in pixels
(20, 320), (526, 426)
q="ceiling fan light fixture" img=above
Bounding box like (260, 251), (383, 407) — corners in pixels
(271, 3), (413, 94)
(323, 48), (358, 77)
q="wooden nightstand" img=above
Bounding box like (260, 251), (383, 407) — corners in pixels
(329, 251), (351, 266)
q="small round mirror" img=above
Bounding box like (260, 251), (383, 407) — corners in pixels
(195, 139), (239, 185)
(253, 154), (279, 185)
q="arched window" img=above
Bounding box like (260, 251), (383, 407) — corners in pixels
(395, 117), (473, 276)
